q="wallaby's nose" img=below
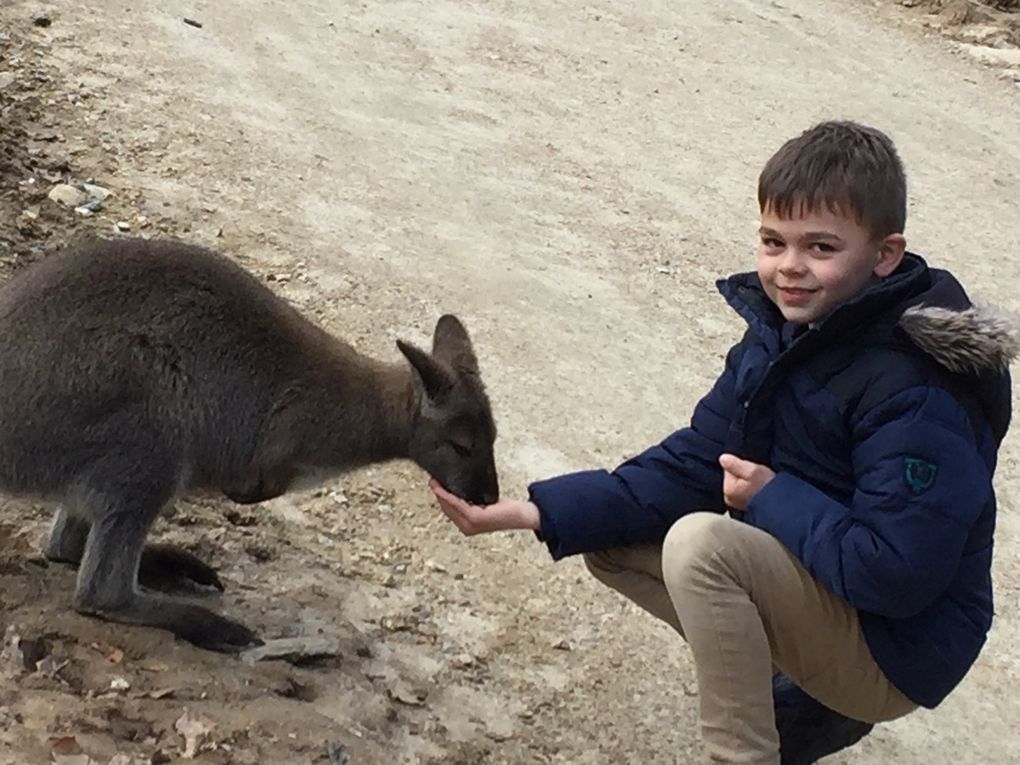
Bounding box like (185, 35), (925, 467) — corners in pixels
(476, 468), (499, 506)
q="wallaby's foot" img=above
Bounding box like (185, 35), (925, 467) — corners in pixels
(47, 507), (224, 594)
(74, 494), (258, 653)
(75, 594), (262, 653)
(138, 544), (224, 593)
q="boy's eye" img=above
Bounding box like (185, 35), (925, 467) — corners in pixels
(761, 237), (783, 248)
(810, 242), (836, 253)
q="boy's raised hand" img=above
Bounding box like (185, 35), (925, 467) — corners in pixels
(429, 479), (541, 536)
(719, 454), (776, 511)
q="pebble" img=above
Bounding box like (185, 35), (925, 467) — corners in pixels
(959, 43), (1020, 68)
(47, 183), (87, 208)
(32, 14), (52, 28)
(83, 182), (111, 202)
(110, 677), (131, 691)
(116, 221), (131, 232)
(0, 72), (15, 91)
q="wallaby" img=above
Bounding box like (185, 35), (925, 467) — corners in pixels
(0, 237), (499, 651)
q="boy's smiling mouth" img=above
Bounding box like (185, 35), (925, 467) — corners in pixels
(777, 286), (818, 305)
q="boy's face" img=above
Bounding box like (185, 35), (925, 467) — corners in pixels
(757, 203), (906, 324)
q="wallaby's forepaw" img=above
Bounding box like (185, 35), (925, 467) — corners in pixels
(139, 543), (225, 593)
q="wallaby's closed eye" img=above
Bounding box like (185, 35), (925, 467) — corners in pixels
(0, 237), (499, 651)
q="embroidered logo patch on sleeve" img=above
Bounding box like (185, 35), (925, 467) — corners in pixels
(904, 456), (938, 495)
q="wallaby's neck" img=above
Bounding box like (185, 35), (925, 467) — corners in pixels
(305, 343), (417, 470)
(357, 357), (417, 465)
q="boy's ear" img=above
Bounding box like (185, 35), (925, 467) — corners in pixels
(874, 233), (907, 278)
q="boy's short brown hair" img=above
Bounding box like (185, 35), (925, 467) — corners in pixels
(758, 121), (907, 240)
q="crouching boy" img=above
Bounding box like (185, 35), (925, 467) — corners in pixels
(432, 120), (1015, 764)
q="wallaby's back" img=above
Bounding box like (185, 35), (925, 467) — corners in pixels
(0, 237), (347, 497)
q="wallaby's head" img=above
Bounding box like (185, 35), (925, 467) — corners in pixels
(397, 315), (499, 506)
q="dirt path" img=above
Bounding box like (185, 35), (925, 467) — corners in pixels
(1, 1), (1019, 763)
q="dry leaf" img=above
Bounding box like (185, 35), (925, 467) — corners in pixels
(174, 708), (215, 758)
(49, 736), (97, 765)
(90, 643), (125, 664)
(49, 736), (84, 756)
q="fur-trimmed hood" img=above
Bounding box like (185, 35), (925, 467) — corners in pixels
(899, 303), (1020, 376)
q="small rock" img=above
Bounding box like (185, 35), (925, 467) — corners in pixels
(16, 209), (39, 233)
(33, 13), (52, 27)
(425, 559), (447, 573)
(175, 708), (215, 759)
(451, 652), (475, 669)
(386, 679), (428, 706)
(116, 221), (131, 232)
(76, 200), (104, 215)
(183, 17), (203, 28)
(110, 676), (131, 691)
(83, 182), (110, 202)
(552, 638), (572, 651)
(244, 542), (275, 562)
(0, 72), (15, 91)
(485, 722), (515, 742)
(682, 680), (699, 697)
(240, 636), (344, 666)
(959, 43), (1020, 68)
(380, 615), (410, 632)
(35, 655), (68, 677)
(48, 183), (87, 208)
(392, 562), (408, 574)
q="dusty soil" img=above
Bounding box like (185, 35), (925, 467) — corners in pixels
(1, 1), (1019, 763)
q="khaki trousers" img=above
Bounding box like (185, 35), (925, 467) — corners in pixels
(584, 512), (916, 764)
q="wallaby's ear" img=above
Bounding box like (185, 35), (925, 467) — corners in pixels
(432, 314), (479, 375)
(397, 339), (455, 400)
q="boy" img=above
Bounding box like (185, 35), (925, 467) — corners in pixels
(431, 121), (1015, 763)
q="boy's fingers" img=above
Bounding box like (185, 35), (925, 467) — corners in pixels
(720, 454), (765, 480)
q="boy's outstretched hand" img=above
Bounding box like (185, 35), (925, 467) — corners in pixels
(719, 454), (776, 510)
(429, 479), (542, 536)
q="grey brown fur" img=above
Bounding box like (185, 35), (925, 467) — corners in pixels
(0, 237), (499, 651)
(899, 304), (1020, 375)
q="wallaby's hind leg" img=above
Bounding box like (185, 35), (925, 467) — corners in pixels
(46, 506), (223, 593)
(45, 505), (89, 564)
(74, 480), (259, 652)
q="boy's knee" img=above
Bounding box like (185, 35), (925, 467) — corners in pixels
(583, 550), (618, 584)
(662, 511), (730, 576)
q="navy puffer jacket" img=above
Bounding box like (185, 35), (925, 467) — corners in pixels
(528, 254), (1014, 708)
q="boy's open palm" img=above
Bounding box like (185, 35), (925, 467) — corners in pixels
(719, 454), (776, 510)
(429, 479), (541, 535)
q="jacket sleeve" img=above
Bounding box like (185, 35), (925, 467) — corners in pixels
(527, 336), (747, 560)
(745, 384), (993, 619)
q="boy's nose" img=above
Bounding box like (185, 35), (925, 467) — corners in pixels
(778, 250), (807, 274)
